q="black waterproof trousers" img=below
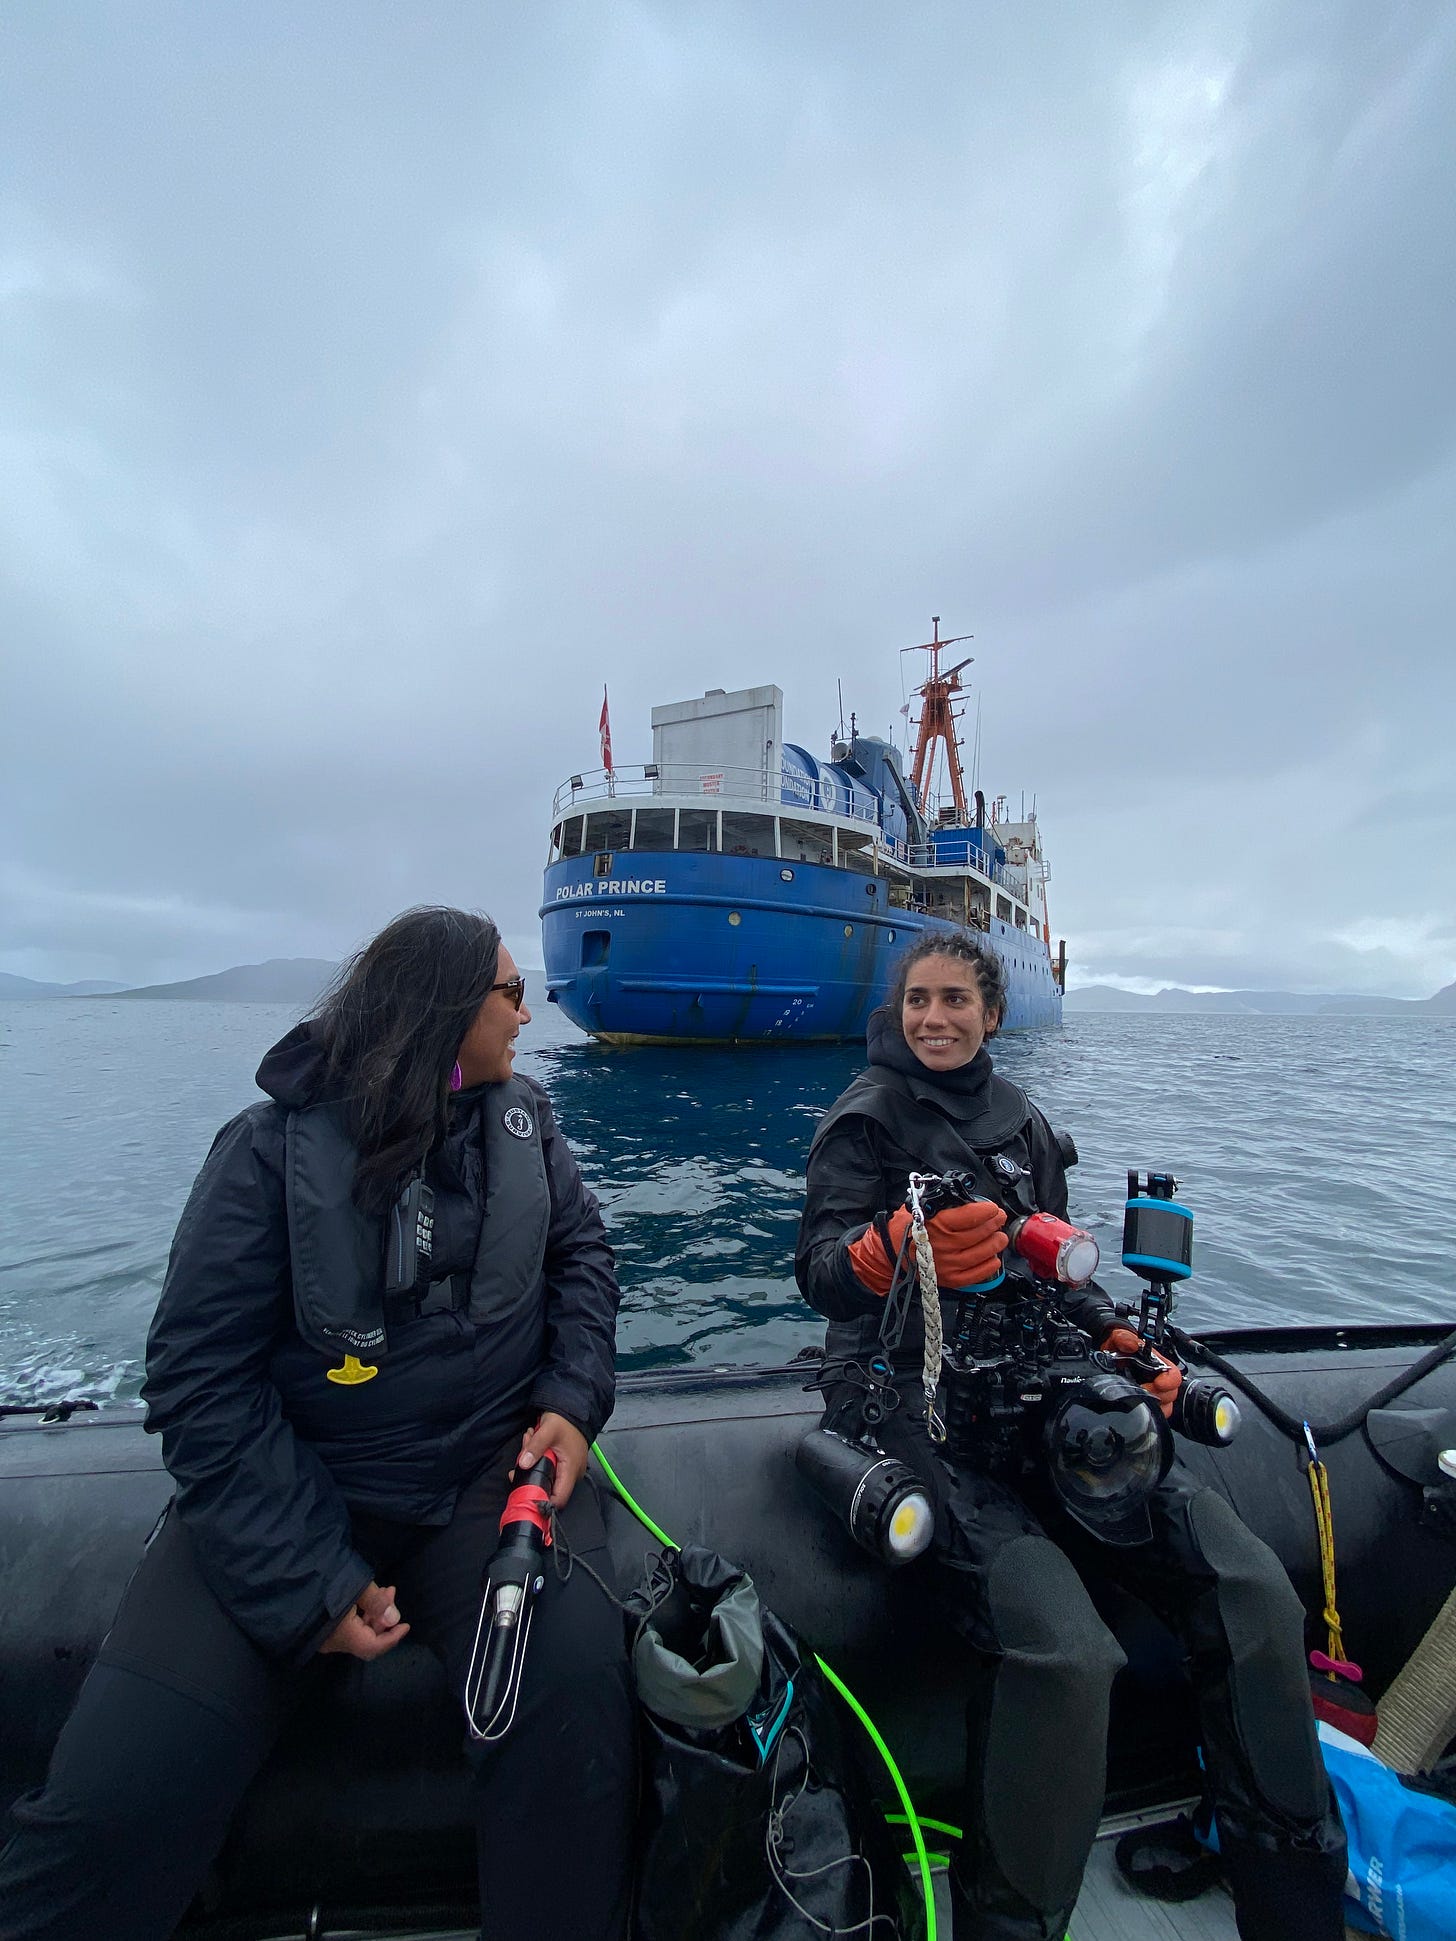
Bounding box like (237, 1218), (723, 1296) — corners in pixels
(0, 1450), (635, 1941)
(826, 1394), (1348, 1941)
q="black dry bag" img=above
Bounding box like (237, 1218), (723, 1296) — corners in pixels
(625, 1544), (924, 1941)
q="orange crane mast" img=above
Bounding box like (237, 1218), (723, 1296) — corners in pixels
(905, 616), (974, 823)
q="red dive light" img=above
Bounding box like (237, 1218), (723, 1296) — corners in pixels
(1009, 1212), (1100, 1288)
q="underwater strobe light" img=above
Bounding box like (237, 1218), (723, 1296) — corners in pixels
(1044, 1372), (1173, 1546)
(795, 1427), (935, 1566)
(1170, 1378), (1241, 1447)
(1121, 1171), (1241, 1447)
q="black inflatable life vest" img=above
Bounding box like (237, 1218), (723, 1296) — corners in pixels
(282, 1080), (552, 1360)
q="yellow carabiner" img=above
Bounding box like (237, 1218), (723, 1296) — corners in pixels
(326, 1354), (378, 1386)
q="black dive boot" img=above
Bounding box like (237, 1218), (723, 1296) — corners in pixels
(947, 1858), (1077, 1941)
(1221, 1838), (1348, 1941)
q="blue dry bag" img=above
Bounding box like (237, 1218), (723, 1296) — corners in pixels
(1315, 1722), (1456, 1941)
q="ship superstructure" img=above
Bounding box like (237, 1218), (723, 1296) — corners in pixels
(540, 627), (1065, 1043)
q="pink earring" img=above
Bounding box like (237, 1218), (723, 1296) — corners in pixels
(450, 1061), (463, 1092)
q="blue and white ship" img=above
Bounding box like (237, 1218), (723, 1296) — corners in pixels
(541, 623), (1065, 1044)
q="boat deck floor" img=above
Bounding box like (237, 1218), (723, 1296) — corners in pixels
(280, 1815), (1365, 1939)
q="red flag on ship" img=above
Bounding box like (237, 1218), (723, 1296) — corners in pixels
(599, 687), (613, 773)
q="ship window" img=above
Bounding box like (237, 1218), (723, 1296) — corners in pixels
(722, 812), (773, 857)
(996, 895), (1013, 921)
(584, 810), (632, 853)
(560, 816), (587, 859)
(677, 809), (718, 852)
(631, 808), (675, 853)
(780, 818), (831, 865)
(1014, 908), (1027, 929)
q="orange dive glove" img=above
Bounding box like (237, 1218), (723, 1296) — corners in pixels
(1101, 1325), (1183, 1420)
(845, 1207), (915, 1296)
(923, 1200), (1009, 1288)
(846, 1199), (1009, 1297)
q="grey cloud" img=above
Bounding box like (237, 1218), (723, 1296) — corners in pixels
(1, 1), (1452, 997)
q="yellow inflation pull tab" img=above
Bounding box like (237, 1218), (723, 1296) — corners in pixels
(326, 1354), (378, 1386)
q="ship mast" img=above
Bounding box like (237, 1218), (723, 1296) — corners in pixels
(905, 615), (974, 822)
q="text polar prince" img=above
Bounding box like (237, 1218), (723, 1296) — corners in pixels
(555, 879), (668, 901)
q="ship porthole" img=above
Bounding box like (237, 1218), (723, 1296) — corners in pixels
(887, 929), (896, 942)
(780, 867), (794, 881)
(844, 924), (853, 937)
(728, 911), (742, 926)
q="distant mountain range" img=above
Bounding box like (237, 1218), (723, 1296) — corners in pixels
(0, 973), (129, 999)
(1065, 982), (1456, 1017)
(1, 960), (337, 1004)
(6, 961), (1453, 1016)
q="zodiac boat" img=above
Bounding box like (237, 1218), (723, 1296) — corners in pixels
(3, 1320), (1454, 1939)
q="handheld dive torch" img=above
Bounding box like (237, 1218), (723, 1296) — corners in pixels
(463, 1450), (558, 1742)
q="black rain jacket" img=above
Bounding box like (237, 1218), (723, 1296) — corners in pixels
(795, 1006), (1115, 1375)
(141, 1023), (619, 1662)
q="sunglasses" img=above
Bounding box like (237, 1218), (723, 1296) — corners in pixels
(491, 974), (527, 1011)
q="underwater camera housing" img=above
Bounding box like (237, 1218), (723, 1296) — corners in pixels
(887, 1166), (1175, 1542)
(1042, 1372), (1172, 1545)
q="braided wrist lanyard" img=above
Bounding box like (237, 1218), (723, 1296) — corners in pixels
(907, 1175), (947, 1444)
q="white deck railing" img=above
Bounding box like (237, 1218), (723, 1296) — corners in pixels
(551, 769), (1038, 907)
(551, 764), (877, 824)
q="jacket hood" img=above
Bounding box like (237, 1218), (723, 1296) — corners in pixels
(255, 1020), (330, 1109)
(865, 1003), (995, 1103)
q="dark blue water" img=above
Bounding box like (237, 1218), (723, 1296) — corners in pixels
(1, 997), (1452, 1406)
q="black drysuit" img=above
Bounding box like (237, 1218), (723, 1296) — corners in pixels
(0, 1025), (634, 1940)
(795, 1009), (1347, 1941)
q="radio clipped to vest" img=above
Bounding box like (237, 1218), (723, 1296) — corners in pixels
(384, 1174), (435, 1300)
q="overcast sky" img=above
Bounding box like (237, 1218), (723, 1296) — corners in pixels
(3, 2), (1453, 997)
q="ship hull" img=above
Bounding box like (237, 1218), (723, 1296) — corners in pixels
(540, 851), (1062, 1043)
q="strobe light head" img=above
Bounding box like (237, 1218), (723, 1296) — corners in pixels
(1043, 1373), (1172, 1546)
(795, 1427), (935, 1567)
(1171, 1378), (1242, 1446)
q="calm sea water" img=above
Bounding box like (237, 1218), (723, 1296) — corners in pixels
(1, 997), (1452, 1406)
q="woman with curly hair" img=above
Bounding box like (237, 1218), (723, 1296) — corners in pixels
(796, 931), (1345, 1941)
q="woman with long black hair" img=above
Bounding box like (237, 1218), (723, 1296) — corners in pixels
(796, 930), (1347, 1941)
(0, 907), (633, 1939)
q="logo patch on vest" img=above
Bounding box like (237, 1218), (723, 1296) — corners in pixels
(502, 1105), (535, 1140)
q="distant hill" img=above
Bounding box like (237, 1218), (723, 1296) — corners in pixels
(112, 959), (337, 1005)
(1066, 981), (1456, 1017)
(0, 972), (129, 1000)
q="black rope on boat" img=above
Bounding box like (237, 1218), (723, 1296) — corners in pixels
(0, 1399), (99, 1424)
(1169, 1325), (1456, 1448)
